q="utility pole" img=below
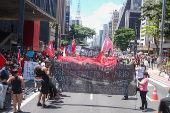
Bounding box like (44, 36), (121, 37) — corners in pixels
(55, 24), (58, 50)
(134, 23), (137, 57)
(17, 0), (25, 51)
(159, 0), (166, 70)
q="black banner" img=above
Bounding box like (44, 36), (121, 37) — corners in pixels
(50, 59), (136, 96)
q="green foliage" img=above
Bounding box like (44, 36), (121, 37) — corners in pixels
(90, 46), (101, 50)
(69, 25), (96, 42)
(76, 40), (89, 46)
(113, 28), (135, 51)
(61, 40), (69, 47)
(49, 22), (56, 29)
(140, 0), (170, 38)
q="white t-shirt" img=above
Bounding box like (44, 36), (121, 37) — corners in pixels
(41, 62), (45, 67)
(136, 67), (145, 78)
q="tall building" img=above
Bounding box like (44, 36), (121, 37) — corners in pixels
(112, 10), (119, 37)
(0, 0), (56, 51)
(108, 21), (112, 41)
(102, 24), (108, 45)
(98, 30), (103, 47)
(65, 0), (70, 34)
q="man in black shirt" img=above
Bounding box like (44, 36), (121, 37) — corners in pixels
(157, 89), (170, 113)
(34, 61), (42, 92)
(37, 59), (51, 108)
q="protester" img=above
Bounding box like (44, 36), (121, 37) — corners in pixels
(0, 62), (11, 110)
(5, 69), (25, 113)
(136, 71), (149, 112)
(34, 61), (42, 92)
(157, 88), (170, 113)
(151, 56), (155, 70)
(37, 59), (51, 108)
(136, 63), (145, 87)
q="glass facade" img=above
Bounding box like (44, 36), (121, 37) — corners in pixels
(30, 0), (57, 18)
(131, 0), (141, 11)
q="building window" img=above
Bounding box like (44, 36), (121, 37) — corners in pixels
(141, 39), (144, 41)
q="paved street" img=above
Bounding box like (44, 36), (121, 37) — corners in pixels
(1, 68), (169, 113)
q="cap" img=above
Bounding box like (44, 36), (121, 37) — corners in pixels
(12, 69), (18, 74)
(45, 59), (51, 63)
(143, 71), (148, 76)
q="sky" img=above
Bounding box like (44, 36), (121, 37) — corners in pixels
(71, 0), (126, 42)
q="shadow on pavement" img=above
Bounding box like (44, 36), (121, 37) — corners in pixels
(42, 105), (62, 109)
(53, 103), (157, 111)
(127, 97), (138, 100)
(107, 96), (112, 97)
(60, 94), (71, 97)
(132, 108), (156, 112)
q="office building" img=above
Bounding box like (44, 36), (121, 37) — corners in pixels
(112, 10), (119, 37)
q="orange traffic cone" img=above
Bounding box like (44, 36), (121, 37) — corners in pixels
(151, 85), (159, 101)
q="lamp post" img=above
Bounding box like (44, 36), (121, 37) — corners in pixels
(159, 0), (166, 70)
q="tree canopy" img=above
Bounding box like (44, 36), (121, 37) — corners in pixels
(140, 0), (170, 55)
(61, 40), (69, 47)
(113, 28), (135, 51)
(49, 22), (56, 29)
(69, 25), (96, 42)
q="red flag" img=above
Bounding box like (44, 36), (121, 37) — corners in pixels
(18, 50), (21, 76)
(60, 46), (64, 51)
(101, 36), (113, 54)
(71, 36), (76, 55)
(96, 51), (103, 63)
(45, 41), (55, 59)
(0, 54), (7, 69)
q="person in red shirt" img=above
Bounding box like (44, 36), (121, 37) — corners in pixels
(21, 57), (27, 75)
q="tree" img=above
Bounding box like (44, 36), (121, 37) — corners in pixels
(69, 25), (96, 45)
(61, 40), (69, 47)
(113, 28), (135, 51)
(49, 22), (56, 29)
(140, 0), (170, 55)
(141, 23), (160, 55)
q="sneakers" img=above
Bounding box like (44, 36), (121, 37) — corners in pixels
(34, 88), (36, 92)
(37, 102), (42, 106)
(56, 99), (62, 103)
(121, 97), (128, 100)
(18, 110), (23, 112)
(140, 107), (144, 110)
(42, 104), (49, 108)
(142, 109), (147, 112)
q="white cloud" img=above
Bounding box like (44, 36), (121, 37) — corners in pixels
(71, 2), (123, 42)
(94, 2), (122, 19)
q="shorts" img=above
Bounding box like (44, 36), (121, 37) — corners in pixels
(40, 82), (49, 94)
(11, 93), (23, 104)
(34, 78), (43, 83)
(151, 63), (154, 67)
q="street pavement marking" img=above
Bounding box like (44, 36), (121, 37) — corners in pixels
(90, 94), (93, 100)
(146, 95), (152, 101)
(149, 78), (168, 87)
(148, 83), (154, 87)
(8, 92), (39, 113)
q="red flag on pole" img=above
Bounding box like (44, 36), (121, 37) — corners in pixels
(71, 36), (76, 55)
(45, 41), (55, 59)
(18, 50), (21, 76)
(0, 54), (7, 69)
(96, 51), (103, 63)
(101, 36), (113, 54)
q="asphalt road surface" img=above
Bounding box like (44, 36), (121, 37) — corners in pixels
(2, 69), (170, 113)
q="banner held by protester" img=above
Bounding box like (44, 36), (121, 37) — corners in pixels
(50, 59), (136, 96)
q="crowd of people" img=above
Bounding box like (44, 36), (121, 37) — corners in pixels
(1, 49), (170, 112)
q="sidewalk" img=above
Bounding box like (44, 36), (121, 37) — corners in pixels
(147, 67), (170, 85)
